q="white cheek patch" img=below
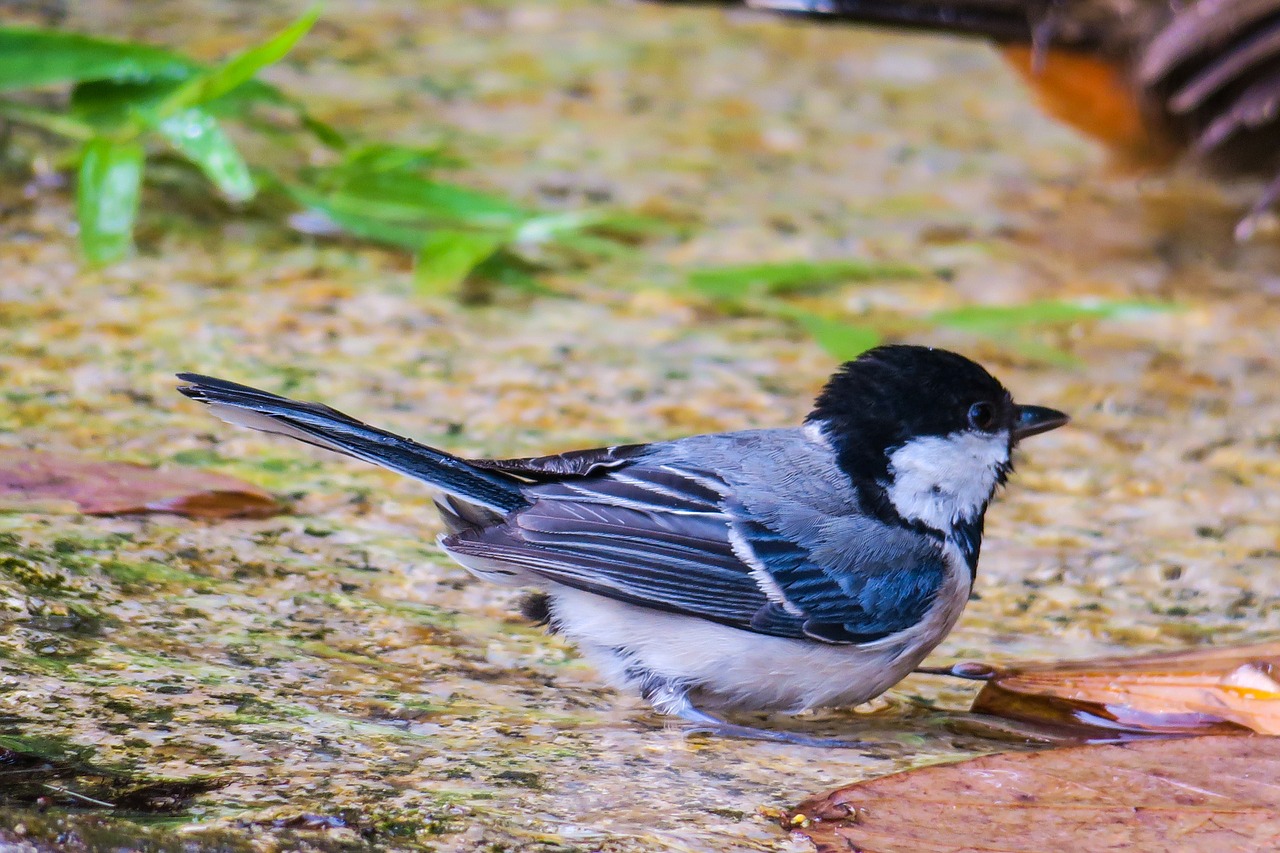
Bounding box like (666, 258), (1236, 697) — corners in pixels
(885, 431), (1009, 531)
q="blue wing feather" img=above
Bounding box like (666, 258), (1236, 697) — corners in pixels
(735, 515), (947, 643)
(443, 454), (949, 644)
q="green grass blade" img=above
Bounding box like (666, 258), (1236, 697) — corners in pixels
(790, 311), (882, 361)
(0, 26), (197, 91)
(322, 171), (528, 227)
(0, 98), (95, 140)
(285, 183), (431, 250)
(929, 300), (1176, 332)
(688, 259), (923, 300)
(335, 142), (460, 174)
(155, 108), (255, 201)
(414, 230), (503, 296)
(76, 137), (145, 265)
(155, 6), (319, 117)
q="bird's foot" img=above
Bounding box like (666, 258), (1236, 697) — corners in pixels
(638, 673), (881, 750)
(678, 714), (876, 749)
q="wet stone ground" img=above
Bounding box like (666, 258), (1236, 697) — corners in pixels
(1, 0), (1279, 850)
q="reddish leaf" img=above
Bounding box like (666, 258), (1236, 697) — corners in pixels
(785, 735), (1280, 853)
(0, 449), (280, 519)
(970, 642), (1280, 737)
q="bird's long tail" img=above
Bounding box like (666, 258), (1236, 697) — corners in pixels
(176, 374), (528, 514)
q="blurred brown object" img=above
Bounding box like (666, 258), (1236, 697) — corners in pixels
(655, 0), (1280, 237)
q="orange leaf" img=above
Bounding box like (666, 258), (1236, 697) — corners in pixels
(786, 735), (1280, 853)
(970, 642), (1280, 737)
(0, 449), (281, 519)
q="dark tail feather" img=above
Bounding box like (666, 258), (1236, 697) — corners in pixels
(655, 0), (1036, 41)
(758, 0), (1034, 40)
(176, 374), (528, 514)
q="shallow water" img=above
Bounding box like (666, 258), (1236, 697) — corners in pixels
(1, 1), (1278, 850)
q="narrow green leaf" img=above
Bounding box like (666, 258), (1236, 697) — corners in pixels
(0, 98), (95, 140)
(470, 254), (561, 297)
(930, 300), (1177, 332)
(531, 228), (639, 263)
(285, 183), (430, 249)
(76, 138), (145, 265)
(790, 311), (882, 361)
(300, 113), (347, 150)
(322, 171), (528, 227)
(0, 27), (197, 91)
(336, 141), (458, 174)
(155, 108), (255, 201)
(1004, 337), (1084, 368)
(688, 259), (923, 300)
(156, 6), (319, 117)
(414, 230), (503, 296)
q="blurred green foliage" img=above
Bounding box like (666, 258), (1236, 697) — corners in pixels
(0, 9), (650, 291)
(0, 12), (1177, 361)
(683, 259), (1178, 364)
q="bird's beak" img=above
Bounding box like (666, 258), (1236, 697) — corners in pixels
(1013, 405), (1069, 441)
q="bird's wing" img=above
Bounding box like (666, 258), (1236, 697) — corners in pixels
(469, 444), (649, 481)
(444, 462), (771, 626)
(443, 460), (948, 643)
(735, 513), (949, 643)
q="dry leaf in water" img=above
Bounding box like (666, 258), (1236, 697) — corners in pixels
(786, 735), (1280, 853)
(0, 450), (280, 519)
(969, 642), (1280, 737)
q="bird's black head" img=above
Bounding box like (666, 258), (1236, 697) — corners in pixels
(807, 345), (1067, 534)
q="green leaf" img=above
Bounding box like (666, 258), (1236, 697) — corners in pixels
(0, 27), (197, 91)
(688, 259), (923, 300)
(929, 300), (1176, 332)
(0, 98), (95, 140)
(336, 141), (460, 174)
(790, 312), (882, 361)
(300, 113), (347, 150)
(76, 137), (145, 265)
(470, 253), (561, 297)
(285, 183), (431, 250)
(68, 79), (170, 131)
(414, 230), (503, 295)
(155, 6), (319, 117)
(67, 78), (286, 134)
(155, 108), (255, 201)
(318, 170), (528, 228)
(1003, 337), (1084, 368)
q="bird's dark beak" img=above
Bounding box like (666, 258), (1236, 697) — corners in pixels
(1013, 405), (1069, 441)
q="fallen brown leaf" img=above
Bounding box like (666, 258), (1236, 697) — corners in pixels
(970, 642), (1280, 737)
(785, 735), (1280, 853)
(0, 449), (281, 519)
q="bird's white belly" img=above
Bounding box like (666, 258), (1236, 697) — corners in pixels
(546, 556), (972, 714)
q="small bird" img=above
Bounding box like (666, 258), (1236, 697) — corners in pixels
(657, 0), (1280, 237)
(177, 346), (1066, 745)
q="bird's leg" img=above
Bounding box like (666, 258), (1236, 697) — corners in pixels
(641, 677), (877, 750)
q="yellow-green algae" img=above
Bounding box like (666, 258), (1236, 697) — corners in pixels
(1, 0), (1279, 850)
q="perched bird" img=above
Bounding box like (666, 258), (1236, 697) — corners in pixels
(177, 346), (1066, 745)
(658, 0), (1280, 237)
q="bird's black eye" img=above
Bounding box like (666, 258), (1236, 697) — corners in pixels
(967, 402), (996, 431)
